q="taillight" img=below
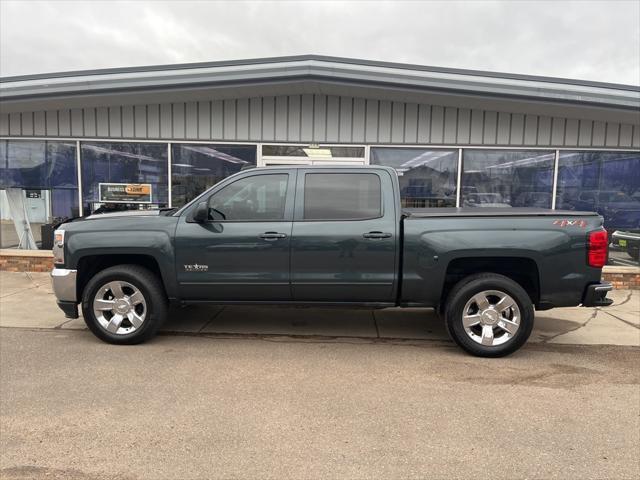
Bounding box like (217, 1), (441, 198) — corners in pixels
(588, 230), (608, 268)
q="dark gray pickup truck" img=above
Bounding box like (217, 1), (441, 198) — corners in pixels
(51, 165), (613, 356)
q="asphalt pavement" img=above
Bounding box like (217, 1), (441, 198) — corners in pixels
(1, 329), (639, 480)
(0, 271), (639, 479)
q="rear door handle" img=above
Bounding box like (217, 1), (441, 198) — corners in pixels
(363, 231), (392, 239)
(259, 232), (287, 240)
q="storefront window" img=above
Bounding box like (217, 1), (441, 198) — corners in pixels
(461, 150), (555, 208)
(171, 144), (256, 207)
(557, 151), (640, 266)
(262, 145), (364, 158)
(80, 142), (168, 214)
(370, 148), (458, 207)
(0, 140), (78, 249)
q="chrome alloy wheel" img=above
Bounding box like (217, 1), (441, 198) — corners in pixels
(462, 290), (521, 347)
(92, 281), (147, 335)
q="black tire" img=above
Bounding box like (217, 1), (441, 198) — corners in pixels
(81, 264), (168, 345)
(444, 273), (534, 357)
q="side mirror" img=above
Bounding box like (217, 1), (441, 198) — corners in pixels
(193, 202), (209, 223)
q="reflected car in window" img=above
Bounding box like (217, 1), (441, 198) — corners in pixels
(463, 193), (512, 208)
(514, 192), (553, 208)
(574, 190), (640, 230)
(612, 230), (640, 261)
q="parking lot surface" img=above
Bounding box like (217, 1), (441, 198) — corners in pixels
(1, 329), (639, 480)
(1, 271), (639, 479)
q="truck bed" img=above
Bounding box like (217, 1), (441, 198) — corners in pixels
(400, 207), (604, 309)
(402, 207), (599, 218)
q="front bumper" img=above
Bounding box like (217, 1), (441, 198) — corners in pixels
(582, 282), (613, 307)
(51, 268), (79, 319)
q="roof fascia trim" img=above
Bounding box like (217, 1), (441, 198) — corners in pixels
(2, 54), (638, 92)
(2, 61), (639, 110)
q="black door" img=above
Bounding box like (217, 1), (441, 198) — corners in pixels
(175, 170), (295, 301)
(290, 169), (398, 303)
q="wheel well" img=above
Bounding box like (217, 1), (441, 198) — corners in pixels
(76, 254), (166, 300)
(441, 257), (540, 307)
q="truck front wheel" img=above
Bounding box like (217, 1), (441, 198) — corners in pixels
(444, 273), (534, 357)
(81, 264), (168, 345)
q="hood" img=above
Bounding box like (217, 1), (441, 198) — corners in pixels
(60, 207), (178, 234)
(86, 210), (163, 219)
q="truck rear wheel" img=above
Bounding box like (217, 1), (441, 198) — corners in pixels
(444, 273), (534, 357)
(81, 264), (168, 345)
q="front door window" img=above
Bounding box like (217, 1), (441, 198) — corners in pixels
(208, 174), (288, 221)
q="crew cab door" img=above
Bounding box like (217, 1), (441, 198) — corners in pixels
(175, 169), (295, 301)
(290, 168), (398, 302)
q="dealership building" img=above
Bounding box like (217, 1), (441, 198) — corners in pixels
(1, 55), (639, 267)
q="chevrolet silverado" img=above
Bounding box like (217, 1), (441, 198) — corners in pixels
(51, 166), (613, 357)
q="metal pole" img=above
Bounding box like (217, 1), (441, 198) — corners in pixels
(76, 140), (83, 216)
(551, 149), (560, 210)
(256, 143), (263, 167)
(456, 148), (463, 208)
(167, 143), (172, 208)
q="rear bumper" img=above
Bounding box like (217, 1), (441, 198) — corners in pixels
(51, 268), (79, 319)
(582, 282), (613, 307)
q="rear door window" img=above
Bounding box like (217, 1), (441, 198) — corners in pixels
(303, 173), (382, 220)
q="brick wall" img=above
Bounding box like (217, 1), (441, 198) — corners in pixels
(0, 250), (54, 272)
(603, 269), (640, 290)
(1, 250), (639, 289)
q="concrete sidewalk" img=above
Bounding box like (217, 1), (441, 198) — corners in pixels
(0, 271), (638, 346)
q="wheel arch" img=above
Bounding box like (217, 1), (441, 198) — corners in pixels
(440, 256), (541, 310)
(76, 254), (169, 302)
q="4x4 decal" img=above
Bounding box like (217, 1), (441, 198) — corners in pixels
(553, 219), (588, 228)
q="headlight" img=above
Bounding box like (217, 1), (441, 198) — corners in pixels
(53, 229), (65, 265)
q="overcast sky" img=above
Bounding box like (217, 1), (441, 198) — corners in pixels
(1, 0), (639, 85)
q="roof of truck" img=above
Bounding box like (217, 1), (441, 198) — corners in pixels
(258, 165), (393, 169)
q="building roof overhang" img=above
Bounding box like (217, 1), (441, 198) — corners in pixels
(1, 55), (639, 123)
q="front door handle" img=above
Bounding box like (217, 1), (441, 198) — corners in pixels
(259, 232), (288, 240)
(363, 231), (392, 239)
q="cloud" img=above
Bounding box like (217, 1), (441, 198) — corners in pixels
(1, 0), (638, 85)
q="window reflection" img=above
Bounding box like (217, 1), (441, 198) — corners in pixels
(370, 148), (458, 207)
(171, 144), (256, 207)
(209, 174), (287, 221)
(262, 145), (364, 158)
(1, 138), (638, 266)
(462, 150), (554, 208)
(81, 142), (168, 214)
(557, 151), (640, 266)
(303, 173), (382, 220)
(0, 140), (78, 249)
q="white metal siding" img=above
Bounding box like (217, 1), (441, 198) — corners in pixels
(1, 94), (638, 148)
